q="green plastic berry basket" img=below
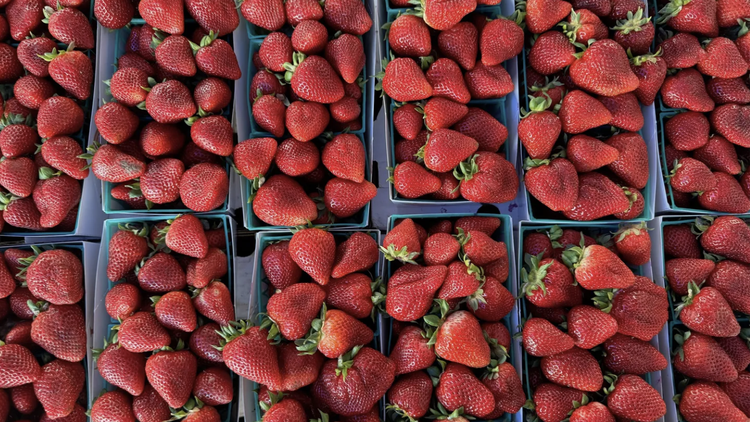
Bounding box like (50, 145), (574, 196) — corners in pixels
(250, 229), (383, 421)
(516, 223), (665, 421)
(381, 213), (517, 422)
(245, 37), (367, 139)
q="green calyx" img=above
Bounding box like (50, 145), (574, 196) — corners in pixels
(93, 327), (120, 360)
(560, 234), (588, 270)
(674, 280), (703, 316)
(258, 391), (284, 412)
(37, 42), (76, 62)
(657, 0), (690, 24)
(26, 299), (48, 318)
(592, 289), (615, 313)
(309, 411), (331, 422)
(691, 216), (715, 236)
(189, 30), (218, 55)
(614, 221), (649, 243)
(453, 154), (479, 184)
(426, 359), (446, 387)
(423, 299), (451, 347)
(739, 19), (750, 37)
(386, 403), (420, 422)
(257, 314), (282, 344)
(379, 243), (420, 265)
(116, 222), (149, 238)
(559, 10), (583, 43)
(14, 245), (42, 279)
(673, 329), (692, 362)
(520, 253), (553, 298)
(213, 320), (253, 351)
(370, 277), (386, 321)
(333, 344), (363, 381)
(548, 225), (563, 249)
(295, 303), (327, 355)
(0, 113), (34, 130)
(483, 333), (509, 365)
(629, 48), (663, 66)
(524, 157), (551, 171)
(38, 166), (61, 180)
(282, 52), (307, 83)
(429, 403), (467, 421)
(149, 30), (167, 50)
(521, 94), (553, 119)
(171, 396), (205, 419)
(611, 9), (651, 34)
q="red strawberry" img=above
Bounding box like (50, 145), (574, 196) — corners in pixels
(566, 135), (619, 172)
(324, 33), (365, 84)
(288, 228), (336, 286)
(664, 225), (701, 258)
(718, 0), (750, 27)
(481, 17), (523, 66)
(665, 111), (710, 151)
(0, 196), (43, 231)
(153, 35), (197, 77)
(425, 58), (472, 104)
(433, 310), (490, 368)
(529, 383), (586, 422)
(0, 114), (37, 159)
(390, 325), (436, 375)
(266, 282), (325, 340)
(720, 371), (750, 417)
(521, 255), (582, 309)
(330, 233), (378, 279)
(253, 175), (318, 226)
(262, 240), (302, 290)
(89, 391), (136, 422)
(393, 104), (424, 141)
(697, 215), (750, 263)
(139, 0), (184, 34)
(153, 291), (197, 332)
(217, 323), (282, 390)
(263, 397), (307, 422)
(707, 260), (750, 314)
(519, 97), (561, 160)
(9, 383), (38, 415)
(415, 0), (476, 31)
(105, 283), (141, 320)
(657, 0), (718, 37)
(613, 222), (650, 266)
(561, 9), (608, 43)
(324, 178), (376, 218)
(603, 333), (668, 374)
(139, 122), (185, 157)
(437, 22), (478, 71)
(707, 77), (750, 104)
(599, 93), (643, 132)
(558, 90), (612, 134)
(680, 381), (748, 421)
(285, 0), (323, 26)
(184, 0), (238, 35)
(698, 37), (747, 78)
(567, 241), (634, 289)
(24, 248), (83, 305)
(562, 172), (630, 221)
(291, 20), (327, 55)
(525, 157), (579, 212)
(386, 264), (447, 321)
(661, 68), (715, 112)
(329, 95), (361, 123)
(40, 47), (92, 100)
(233, 137), (277, 183)
(570, 402), (615, 422)
(422, 128), (477, 172)
(387, 370), (432, 420)
(322, 133), (365, 183)
(677, 282), (741, 337)
(163, 214), (208, 258)
(33, 359), (84, 419)
(606, 374), (666, 421)
(86, 143), (146, 183)
(380, 57), (433, 102)
(526, 0), (574, 33)
(40, 136), (89, 180)
(14, 75), (54, 110)
(464, 62), (514, 99)
(7, 0), (44, 41)
(423, 99), (469, 132)
(43, 6), (94, 50)
(452, 107), (507, 153)
(94, 102), (139, 145)
(455, 152), (518, 203)
(0, 342), (41, 388)
(137, 252), (186, 292)
(392, 161), (442, 199)
(0, 157), (36, 198)
(630, 51), (667, 106)
(93, 337), (146, 396)
(189, 323), (224, 364)
(658, 32), (704, 68)
(188, 115), (233, 156)
(180, 163), (229, 212)
(321, 0), (372, 35)
(612, 9), (654, 55)
(435, 362), (495, 417)
(251, 69), (287, 97)
(146, 346), (197, 408)
(241, 0), (284, 31)
(607, 276), (668, 341)
(284, 53), (342, 103)
(32, 173), (81, 228)
(541, 347), (603, 392)
(274, 137), (319, 177)
(666, 258), (715, 296)
(529, 30), (576, 76)
(193, 366), (233, 406)
(674, 330), (738, 382)
(569, 39), (639, 96)
(192, 280), (234, 325)
(186, 247), (228, 289)
(137, 158), (184, 205)
(118, 51), (156, 75)
(285, 100), (330, 142)
(94, 0), (135, 29)
(194, 77), (232, 113)
(711, 103), (750, 147)
(567, 305), (617, 349)
(144, 80), (197, 123)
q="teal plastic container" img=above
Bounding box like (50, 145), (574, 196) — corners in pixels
(245, 38), (367, 139)
(384, 6), (511, 204)
(382, 213), (516, 422)
(516, 223), (660, 413)
(251, 229), (382, 420)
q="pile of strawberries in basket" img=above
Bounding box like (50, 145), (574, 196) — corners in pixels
(0, 0), (95, 232)
(91, 214), (235, 422)
(240, 228), (385, 421)
(381, 0), (520, 202)
(0, 245), (88, 421)
(663, 216), (750, 421)
(520, 225), (669, 422)
(381, 216), (523, 420)
(237, 0), (375, 227)
(90, 0), (241, 212)
(521, 0), (653, 221)
(656, 0), (750, 213)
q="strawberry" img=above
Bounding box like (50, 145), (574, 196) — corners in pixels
(241, 0), (285, 31)
(435, 362), (495, 417)
(721, 371), (750, 416)
(180, 163), (229, 212)
(612, 9), (654, 55)
(325, 34), (365, 84)
(707, 260), (750, 314)
(186, 247), (228, 289)
(193, 367), (233, 406)
(192, 280), (234, 325)
(698, 37), (747, 78)
(274, 137), (320, 177)
(529, 31), (576, 76)
(94, 0), (135, 29)
(23, 248), (82, 305)
(387, 370), (432, 420)
(661, 68), (715, 112)
(153, 35), (197, 77)
(570, 39), (639, 96)
(322, 133), (365, 183)
(603, 333), (668, 374)
(561, 10), (608, 43)
(253, 175), (318, 226)
(391, 325), (436, 375)
(139, 0), (184, 34)
(413, 0), (476, 31)
(455, 152), (518, 203)
(266, 283), (325, 340)
(89, 391), (136, 422)
(289, 228), (336, 285)
(524, 232), (553, 259)
(188, 115), (233, 156)
(437, 260), (481, 300)
(630, 51), (667, 106)
(146, 345), (197, 408)
(657, 0), (718, 37)
(674, 330), (738, 382)
(718, 0), (750, 26)
(193, 78), (231, 113)
(285, 100), (330, 142)
(425, 58), (472, 104)
(529, 383), (586, 422)
(461, 230), (505, 266)
(137, 158), (184, 205)
(518, 97), (561, 160)
(93, 336), (146, 396)
(606, 374), (666, 421)
(137, 123), (183, 157)
(599, 93), (643, 132)
(144, 79), (197, 123)
(33, 359), (85, 419)
(570, 402), (615, 422)
(40, 136), (89, 180)
(393, 104), (424, 141)
(322, 0), (372, 35)
(153, 291), (197, 332)
(437, 22), (478, 71)
(386, 14), (432, 59)
(312, 346), (393, 416)
(0, 342), (41, 387)
(526, 0), (573, 33)
(567, 304), (617, 349)
(284, 53), (342, 103)
(0, 157), (36, 198)
(118, 51), (156, 75)
(0, 44), (22, 83)
(329, 95), (360, 123)
(468, 275), (513, 321)
(40, 47), (92, 100)
(666, 258), (715, 296)
(291, 20), (328, 55)
(711, 103), (750, 147)
(330, 233), (378, 279)
(680, 381), (748, 421)
(14, 75), (54, 110)
(677, 282), (740, 338)
(43, 5), (94, 49)
(324, 178), (376, 218)
(137, 252), (186, 292)
(464, 62), (514, 99)
(658, 32), (704, 68)
(9, 383), (37, 415)
(665, 111), (710, 151)
(132, 383), (171, 422)
(37, 97), (84, 139)
(189, 323), (224, 364)
(432, 309), (490, 368)
(16, 36), (56, 78)
(262, 240), (302, 290)
(566, 135), (619, 172)
(452, 107), (507, 153)
(297, 304), (373, 358)
(105, 283), (141, 320)
(7, 0), (44, 41)
(481, 361), (525, 415)
(707, 77), (750, 105)
(251, 69), (287, 97)
(424, 100), (469, 133)
(285, 0), (323, 25)
(386, 264), (448, 321)
(421, 128), (477, 172)
(5, 249), (33, 283)
(607, 276), (668, 341)
(522, 254), (582, 308)
(33, 173), (82, 228)
(0, 114), (37, 159)
(525, 157), (579, 212)
(380, 57), (433, 102)
(233, 137), (277, 182)
(700, 172), (750, 212)
(395, 135), (427, 164)
(262, 397), (307, 422)
(481, 16), (524, 66)
(0, 196), (44, 231)
(322, 273), (376, 319)
(612, 222), (650, 266)
(697, 216), (750, 263)
(558, 90), (612, 134)
(185, 0), (239, 36)
(738, 23), (750, 67)
(541, 347), (603, 392)
(565, 172), (632, 220)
